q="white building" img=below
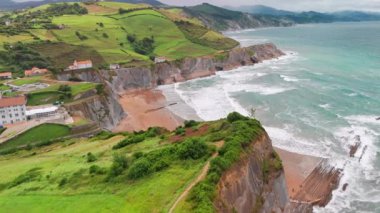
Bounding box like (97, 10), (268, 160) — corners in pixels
(66, 60), (93, 71)
(26, 106), (59, 120)
(0, 96), (27, 125)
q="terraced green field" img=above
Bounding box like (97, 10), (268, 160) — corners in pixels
(0, 123), (71, 150)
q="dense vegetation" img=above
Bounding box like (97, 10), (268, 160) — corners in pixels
(0, 42), (51, 75)
(0, 113), (275, 212)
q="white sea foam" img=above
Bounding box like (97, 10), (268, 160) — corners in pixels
(319, 103), (331, 109)
(344, 115), (380, 126)
(280, 74), (300, 82)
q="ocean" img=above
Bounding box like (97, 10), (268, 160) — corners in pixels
(161, 21), (380, 212)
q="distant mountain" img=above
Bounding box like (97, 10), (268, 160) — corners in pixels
(183, 3), (294, 31)
(0, 0), (164, 10)
(229, 5), (380, 24)
(229, 5), (295, 16)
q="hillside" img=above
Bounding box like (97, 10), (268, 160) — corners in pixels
(0, 2), (238, 74)
(182, 3), (293, 31)
(0, 113), (288, 212)
(0, 0), (164, 10)
(229, 5), (380, 24)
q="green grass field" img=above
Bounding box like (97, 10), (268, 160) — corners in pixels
(0, 131), (206, 212)
(27, 82), (98, 106)
(9, 76), (43, 86)
(0, 124), (71, 150)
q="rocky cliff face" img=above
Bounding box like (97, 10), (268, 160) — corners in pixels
(214, 132), (289, 213)
(100, 43), (284, 93)
(64, 94), (125, 130)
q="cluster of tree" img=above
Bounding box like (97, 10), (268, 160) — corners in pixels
(75, 31), (88, 40)
(45, 3), (88, 16)
(127, 34), (155, 57)
(0, 42), (51, 75)
(58, 84), (72, 99)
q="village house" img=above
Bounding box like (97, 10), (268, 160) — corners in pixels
(24, 67), (49, 77)
(154, 56), (169, 64)
(0, 72), (12, 80)
(66, 60), (93, 71)
(0, 96), (27, 125)
(109, 64), (120, 70)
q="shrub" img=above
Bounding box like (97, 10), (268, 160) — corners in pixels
(227, 112), (247, 123)
(107, 154), (128, 179)
(128, 158), (151, 179)
(175, 126), (185, 136)
(112, 134), (146, 150)
(102, 33), (109, 38)
(184, 120), (198, 128)
(8, 168), (42, 188)
(86, 152), (97, 163)
(89, 165), (107, 175)
(177, 138), (208, 160)
(127, 34), (136, 43)
(59, 177), (68, 187)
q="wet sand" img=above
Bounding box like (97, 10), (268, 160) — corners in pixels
(274, 148), (322, 198)
(113, 89), (184, 132)
(275, 148), (342, 206)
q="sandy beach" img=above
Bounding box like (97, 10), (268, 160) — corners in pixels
(113, 89), (184, 132)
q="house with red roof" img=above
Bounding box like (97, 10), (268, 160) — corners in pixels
(0, 96), (27, 125)
(66, 60), (93, 71)
(24, 67), (49, 77)
(0, 72), (12, 79)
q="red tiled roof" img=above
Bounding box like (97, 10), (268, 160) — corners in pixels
(0, 72), (12, 77)
(76, 60), (92, 65)
(0, 96), (26, 108)
(24, 67), (48, 76)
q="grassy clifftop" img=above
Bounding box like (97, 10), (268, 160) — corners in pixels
(0, 113), (268, 212)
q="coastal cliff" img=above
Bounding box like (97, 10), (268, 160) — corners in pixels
(55, 43), (283, 129)
(214, 133), (289, 213)
(64, 94), (125, 130)
(104, 43), (284, 93)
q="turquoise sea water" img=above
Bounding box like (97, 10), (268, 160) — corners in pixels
(168, 22), (380, 212)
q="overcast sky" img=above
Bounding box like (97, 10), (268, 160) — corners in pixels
(160, 0), (380, 12)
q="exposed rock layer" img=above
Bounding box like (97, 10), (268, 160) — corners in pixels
(214, 133), (290, 213)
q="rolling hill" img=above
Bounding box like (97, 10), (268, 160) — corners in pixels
(229, 5), (380, 24)
(0, 2), (238, 74)
(182, 3), (294, 31)
(0, 0), (164, 10)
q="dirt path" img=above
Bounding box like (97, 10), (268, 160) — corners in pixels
(168, 141), (224, 213)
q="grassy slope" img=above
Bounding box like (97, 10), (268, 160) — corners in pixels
(0, 115), (268, 212)
(0, 124), (71, 150)
(0, 132), (206, 212)
(1, 2), (239, 70)
(26, 82), (98, 106)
